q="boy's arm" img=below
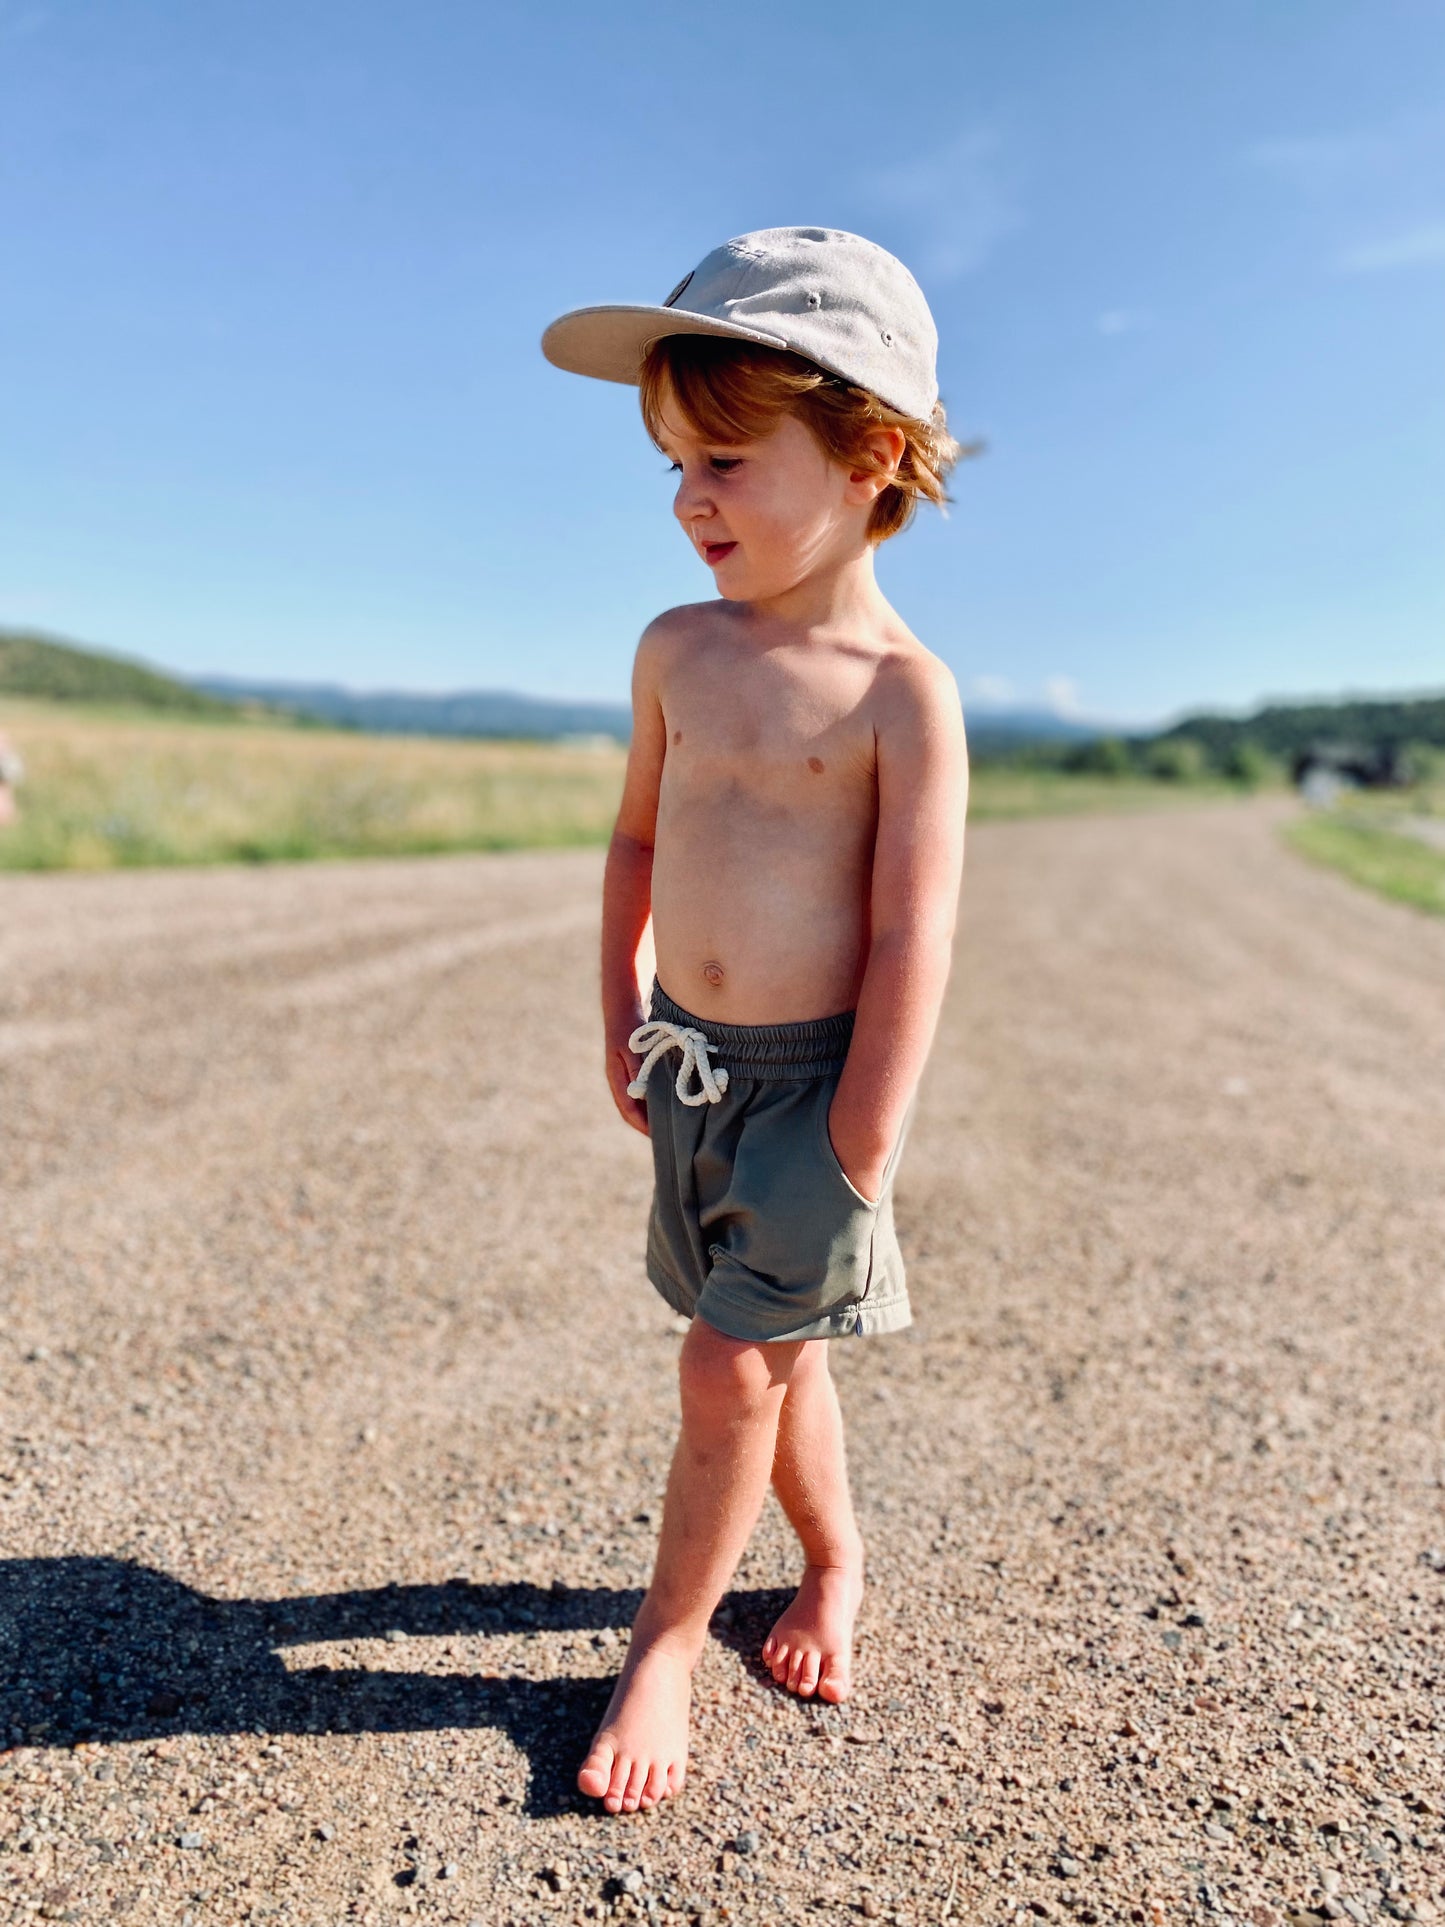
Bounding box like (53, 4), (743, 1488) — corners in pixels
(827, 655), (969, 1199)
(601, 623), (669, 1135)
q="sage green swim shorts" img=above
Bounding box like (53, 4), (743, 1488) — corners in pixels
(632, 981), (912, 1344)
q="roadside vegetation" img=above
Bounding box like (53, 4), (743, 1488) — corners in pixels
(1284, 762), (1445, 919)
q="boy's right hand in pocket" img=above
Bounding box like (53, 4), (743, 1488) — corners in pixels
(606, 1037), (650, 1136)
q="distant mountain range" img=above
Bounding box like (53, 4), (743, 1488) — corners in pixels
(192, 675), (635, 741)
(193, 677), (1113, 748)
(964, 707), (1104, 750)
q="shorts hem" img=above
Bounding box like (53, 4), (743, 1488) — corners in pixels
(649, 1257), (911, 1343)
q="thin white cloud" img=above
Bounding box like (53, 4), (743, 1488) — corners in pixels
(969, 674), (1016, 706)
(1244, 121), (1445, 277)
(1043, 675), (1084, 719)
(1335, 222), (1445, 274)
(1096, 308), (1153, 337)
(866, 127), (1021, 282)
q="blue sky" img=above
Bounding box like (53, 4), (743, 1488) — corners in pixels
(1, 0), (1441, 726)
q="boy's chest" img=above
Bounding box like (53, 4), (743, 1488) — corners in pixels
(661, 650), (878, 789)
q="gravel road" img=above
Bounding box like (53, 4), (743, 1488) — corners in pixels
(2, 800), (1442, 1927)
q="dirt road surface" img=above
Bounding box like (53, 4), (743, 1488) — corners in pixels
(3, 801), (1443, 1927)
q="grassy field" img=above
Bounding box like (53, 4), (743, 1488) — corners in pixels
(1286, 803), (1445, 918)
(963, 766), (1251, 820)
(0, 697), (1264, 872)
(0, 700), (627, 869)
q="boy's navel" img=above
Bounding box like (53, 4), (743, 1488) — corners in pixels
(701, 960), (725, 988)
(807, 756), (825, 774)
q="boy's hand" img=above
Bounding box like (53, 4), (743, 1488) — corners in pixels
(606, 1038), (650, 1137)
(825, 1100), (890, 1206)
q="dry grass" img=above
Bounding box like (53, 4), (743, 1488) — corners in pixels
(0, 700), (627, 870)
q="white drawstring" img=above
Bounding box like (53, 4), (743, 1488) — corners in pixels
(627, 1020), (730, 1107)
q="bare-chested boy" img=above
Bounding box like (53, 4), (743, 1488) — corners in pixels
(541, 227), (969, 1815)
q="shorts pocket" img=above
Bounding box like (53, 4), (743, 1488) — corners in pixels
(698, 1078), (881, 1326)
(814, 1087), (884, 1210)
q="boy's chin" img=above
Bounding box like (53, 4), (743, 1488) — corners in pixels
(711, 560), (782, 602)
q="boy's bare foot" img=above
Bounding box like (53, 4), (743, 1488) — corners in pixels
(577, 1637), (693, 1813)
(762, 1560), (862, 1701)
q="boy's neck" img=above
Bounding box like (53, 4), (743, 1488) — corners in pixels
(742, 539), (893, 636)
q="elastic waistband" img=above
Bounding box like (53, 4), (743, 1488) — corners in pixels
(648, 979), (854, 1080)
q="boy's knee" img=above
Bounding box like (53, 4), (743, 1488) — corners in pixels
(678, 1318), (795, 1417)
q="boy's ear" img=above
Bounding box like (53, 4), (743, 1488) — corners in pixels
(844, 425), (907, 504)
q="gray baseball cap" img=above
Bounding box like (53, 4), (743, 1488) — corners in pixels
(541, 225), (940, 422)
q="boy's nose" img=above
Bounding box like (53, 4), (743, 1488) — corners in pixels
(672, 474), (713, 525)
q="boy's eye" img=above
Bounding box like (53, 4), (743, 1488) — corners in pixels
(665, 457), (741, 476)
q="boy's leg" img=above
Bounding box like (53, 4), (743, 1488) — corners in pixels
(763, 1339), (865, 1702)
(578, 1317), (804, 1813)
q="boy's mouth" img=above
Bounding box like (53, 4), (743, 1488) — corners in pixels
(701, 541), (737, 566)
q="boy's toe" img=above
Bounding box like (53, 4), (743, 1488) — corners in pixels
(603, 1752), (632, 1812)
(818, 1657), (851, 1704)
(666, 1760), (687, 1797)
(796, 1651), (822, 1696)
(620, 1758), (649, 1812)
(769, 1642), (791, 1683)
(640, 1761), (668, 1807)
(577, 1741), (616, 1800)
(786, 1647), (809, 1693)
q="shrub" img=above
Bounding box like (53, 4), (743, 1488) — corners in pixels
(1144, 737), (1210, 783)
(1065, 735), (1134, 777)
(1222, 739), (1276, 788)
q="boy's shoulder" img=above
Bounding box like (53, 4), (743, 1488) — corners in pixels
(637, 600), (739, 650)
(866, 619), (966, 735)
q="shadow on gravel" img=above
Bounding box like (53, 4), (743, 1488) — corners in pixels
(0, 1558), (801, 1818)
(1, 1556), (636, 1816)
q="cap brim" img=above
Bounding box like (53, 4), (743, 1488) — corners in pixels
(540, 304), (790, 387)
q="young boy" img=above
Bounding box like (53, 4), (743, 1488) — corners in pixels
(541, 226), (969, 1815)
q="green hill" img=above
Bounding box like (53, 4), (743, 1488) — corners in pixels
(1157, 692), (1445, 763)
(0, 628), (236, 715)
